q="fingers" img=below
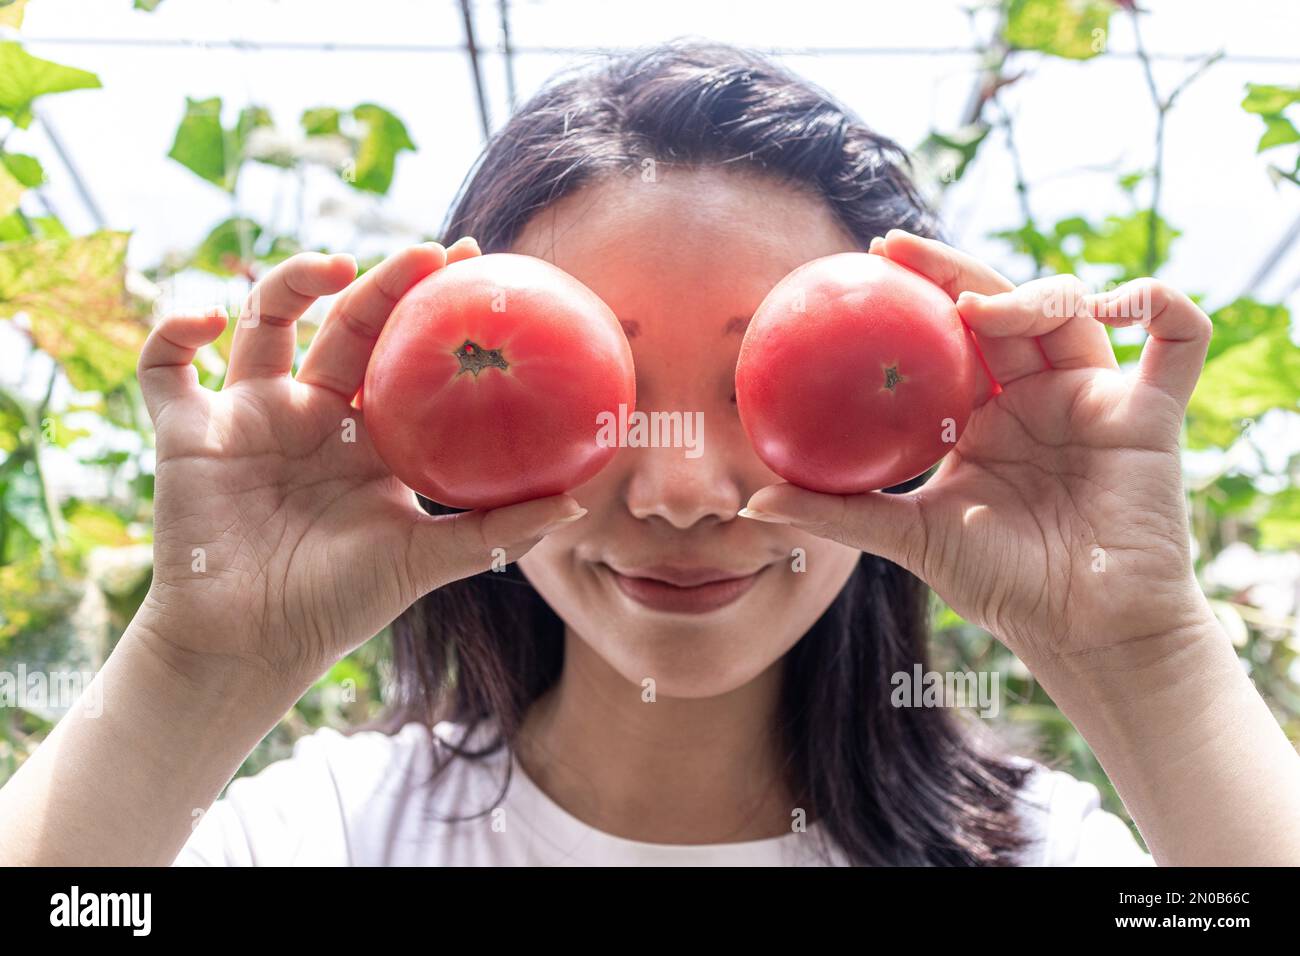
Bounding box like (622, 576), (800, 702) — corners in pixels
(876, 229), (1047, 401)
(223, 252), (357, 387)
(1085, 278), (1213, 408)
(445, 236), (482, 264)
(956, 275), (1119, 378)
(403, 494), (587, 594)
(297, 243), (447, 400)
(137, 310), (229, 421)
(739, 482), (924, 573)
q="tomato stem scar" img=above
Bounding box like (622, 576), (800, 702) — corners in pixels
(454, 339), (509, 376)
(882, 363), (904, 391)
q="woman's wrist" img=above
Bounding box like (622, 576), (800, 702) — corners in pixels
(0, 611), (312, 865)
(1029, 600), (1300, 864)
(128, 593), (325, 712)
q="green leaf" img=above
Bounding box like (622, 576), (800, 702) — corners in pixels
(0, 230), (150, 392)
(349, 104), (415, 195)
(0, 162), (23, 218)
(168, 97), (231, 189)
(63, 500), (131, 550)
(1186, 326), (1300, 449)
(1258, 487), (1300, 550)
(27, 214), (67, 239)
(1242, 83), (1300, 116)
(302, 107), (341, 137)
(0, 212), (69, 241)
(1118, 171), (1145, 193)
(236, 105), (273, 145)
(0, 42), (101, 128)
(0, 211), (29, 241)
(191, 217), (261, 276)
(1110, 339), (1142, 364)
(134, 0), (165, 10)
(1003, 0), (1113, 61)
(1205, 298), (1290, 363)
(1, 152), (44, 188)
(1204, 473), (1258, 518)
(261, 234), (301, 267)
(1080, 209), (1179, 280)
(917, 123), (991, 185)
(168, 99), (272, 191)
(989, 221), (1077, 274)
(1257, 115), (1300, 152)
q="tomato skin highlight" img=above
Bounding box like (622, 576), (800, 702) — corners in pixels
(363, 253), (636, 510)
(735, 252), (978, 494)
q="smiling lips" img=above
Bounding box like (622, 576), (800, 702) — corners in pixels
(606, 564), (765, 614)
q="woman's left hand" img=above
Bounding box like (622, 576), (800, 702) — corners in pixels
(742, 228), (1217, 672)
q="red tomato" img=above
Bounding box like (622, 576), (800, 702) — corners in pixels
(363, 253), (636, 510)
(735, 252), (980, 494)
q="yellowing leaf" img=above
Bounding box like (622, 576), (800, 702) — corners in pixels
(64, 501), (132, 549)
(0, 230), (149, 392)
(0, 0), (28, 30)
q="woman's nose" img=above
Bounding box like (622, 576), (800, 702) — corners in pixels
(623, 442), (745, 529)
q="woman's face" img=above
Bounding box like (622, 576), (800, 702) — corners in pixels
(514, 168), (862, 698)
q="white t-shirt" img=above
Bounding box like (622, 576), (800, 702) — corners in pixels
(173, 719), (1154, 866)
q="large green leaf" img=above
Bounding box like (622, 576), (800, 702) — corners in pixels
(1186, 327), (1300, 449)
(1081, 209), (1179, 280)
(0, 230), (149, 392)
(1206, 298), (1290, 363)
(1003, 0), (1113, 61)
(168, 98), (273, 191)
(988, 220), (1078, 274)
(0, 42), (101, 129)
(350, 104), (415, 195)
(167, 97), (229, 188)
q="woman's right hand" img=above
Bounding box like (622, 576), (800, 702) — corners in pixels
(135, 238), (586, 692)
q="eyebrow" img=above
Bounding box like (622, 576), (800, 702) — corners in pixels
(618, 316), (751, 340)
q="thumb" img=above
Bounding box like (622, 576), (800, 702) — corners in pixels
(404, 494), (588, 594)
(740, 483), (924, 571)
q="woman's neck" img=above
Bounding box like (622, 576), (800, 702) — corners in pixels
(514, 626), (797, 844)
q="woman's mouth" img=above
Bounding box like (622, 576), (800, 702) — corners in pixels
(603, 563), (766, 614)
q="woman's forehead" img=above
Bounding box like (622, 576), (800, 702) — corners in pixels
(509, 169), (857, 327)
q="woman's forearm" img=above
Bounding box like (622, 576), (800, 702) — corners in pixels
(1035, 602), (1300, 866)
(0, 611), (310, 866)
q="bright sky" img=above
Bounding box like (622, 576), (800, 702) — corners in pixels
(4, 0), (1300, 488)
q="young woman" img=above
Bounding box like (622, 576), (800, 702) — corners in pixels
(2, 41), (1298, 867)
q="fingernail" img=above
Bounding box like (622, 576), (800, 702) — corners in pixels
(539, 508), (588, 535)
(738, 507), (792, 525)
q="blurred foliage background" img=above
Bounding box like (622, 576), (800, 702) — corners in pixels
(1, 0), (1299, 849)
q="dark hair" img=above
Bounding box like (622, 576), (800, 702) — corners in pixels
(375, 39), (1032, 865)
